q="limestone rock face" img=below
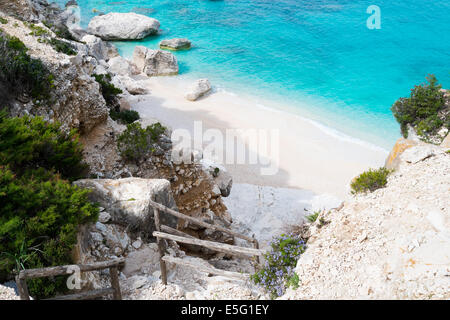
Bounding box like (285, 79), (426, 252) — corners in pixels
(283, 144), (450, 300)
(132, 46), (179, 76)
(81, 34), (119, 62)
(160, 38), (191, 51)
(74, 178), (178, 238)
(441, 132), (450, 149)
(384, 138), (418, 170)
(1, 15), (109, 134)
(185, 79), (212, 101)
(87, 12), (160, 40)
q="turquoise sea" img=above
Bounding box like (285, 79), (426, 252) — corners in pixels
(54, 0), (450, 149)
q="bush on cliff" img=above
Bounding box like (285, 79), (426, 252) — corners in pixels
(251, 234), (306, 299)
(0, 113), (98, 299)
(109, 109), (140, 125)
(0, 32), (54, 105)
(350, 167), (392, 194)
(391, 75), (448, 140)
(93, 73), (122, 107)
(0, 166), (99, 298)
(0, 113), (88, 181)
(117, 122), (166, 162)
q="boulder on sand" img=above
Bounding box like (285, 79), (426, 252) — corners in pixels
(87, 12), (160, 40)
(185, 79), (211, 101)
(159, 38), (191, 51)
(132, 46), (179, 76)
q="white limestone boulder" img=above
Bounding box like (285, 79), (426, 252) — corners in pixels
(81, 34), (119, 61)
(159, 38), (191, 51)
(87, 12), (160, 40)
(73, 178), (178, 238)
(132, 46), (179, 76)
(185, 79), (211, 101)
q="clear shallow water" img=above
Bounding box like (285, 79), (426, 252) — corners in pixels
(54, 0), (450, 149)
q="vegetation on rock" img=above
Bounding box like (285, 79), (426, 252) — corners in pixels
(0, 31), (54, 105)
(391, 75), (449, 142)
(117, 122), (166, 162)
(0, 113), (97, 299)
(93, 73), (122, 107)
(251, 234), (306, 299)
(109, 109), (140, 125)
(0, 113), (88, 181)
(47, 38), (76, 55)
(350, 167), (392, 194)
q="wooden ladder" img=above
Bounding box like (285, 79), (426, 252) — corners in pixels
(16, 258), (125, 300)
(149, 199), (265, 284)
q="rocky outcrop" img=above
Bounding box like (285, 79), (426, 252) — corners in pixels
(283, 144), (450, 300)
(160, 38), (191, 51)
(107, 56), (139, 76)
(132, 46), (179, 76)
(74, 178), (178, 239)
(81, 34), (119, 62)
(185, 79), (212, 101)
(0, 16), (109, 134)
(87, 12), (160, 40)
(385, 138), (419, 170)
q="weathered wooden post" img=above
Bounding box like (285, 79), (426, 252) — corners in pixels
(253, 235), (260, 265)
(15, 274), (30, 300)
(153, 208), (168, 285)
(109, 266), (122, 300)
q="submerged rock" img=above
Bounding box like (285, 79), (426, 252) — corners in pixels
(185, 79), (212, 101)
(160, 38), (191, 51)
(132, 46), (179, 76)
(87, 12), (160, 40)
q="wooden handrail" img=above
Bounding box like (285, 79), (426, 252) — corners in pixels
(148, 199), (257, 244)
(153, 231), (265, 258)
(16, 258), (125, 300)
(18, 257), (125, 280)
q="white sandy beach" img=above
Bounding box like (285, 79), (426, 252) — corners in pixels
(129, 76), (389, 200)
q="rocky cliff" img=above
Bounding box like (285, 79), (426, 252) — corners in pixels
(283, 143), (450, 299)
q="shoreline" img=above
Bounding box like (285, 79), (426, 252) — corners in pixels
(129, 76), (389, 199)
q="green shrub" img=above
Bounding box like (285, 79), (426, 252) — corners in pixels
(48, 38), (77, 55)
(251, 234), (305, 299)
(117, 122), (166, 162)
(93, 74), (122, 107)
(306, 211), (320, 223)
(25, 22), (50, 37)
(42, 21), (76, 41)
(350, 167), (392, 194)
(0, 17), (8, 24)
(0, 113), (88, 181)
(0, 166), (98, 298)
(391, 75), (448, 139)
(109, 109), (140, 124)
(0, 32), (54, 103)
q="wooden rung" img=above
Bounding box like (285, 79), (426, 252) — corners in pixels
(153, 231), (265, 258)
(162, 256), (249, 280)
(149, 200), (256, 243)
(19, 257), (125, 280)
(45, 288), (115, 300)
(161, 225), (196, 239)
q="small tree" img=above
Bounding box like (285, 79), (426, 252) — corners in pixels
(117, 122), (166, 162)
(391, 75), (447, 139)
